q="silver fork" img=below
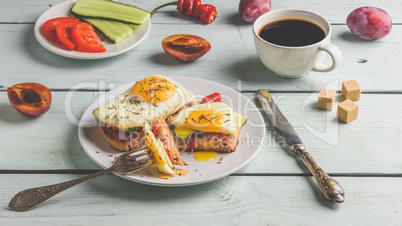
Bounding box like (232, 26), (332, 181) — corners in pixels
(8, 146), (151, 211)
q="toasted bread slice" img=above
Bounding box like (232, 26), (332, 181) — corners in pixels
(152, 116), (185, 165)
(98, 121), (144, 151)
(175, 130), (241, 153)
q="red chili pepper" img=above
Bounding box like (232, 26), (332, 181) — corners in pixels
(110, 125), (120, 132)
(166, 150), (174, 162)
(152, 122), (158, 136)
(177, 0), (217, 24)
(186, 136), (195, 152)
(151, 0), (217, 24)
(201, 92), (221, 104)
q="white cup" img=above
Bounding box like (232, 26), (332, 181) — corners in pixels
(253, 9), (342, 79)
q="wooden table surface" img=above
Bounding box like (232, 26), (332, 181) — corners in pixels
(1, 0), (402, 225)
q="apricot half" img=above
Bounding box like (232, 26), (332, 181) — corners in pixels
(7, 83), (52, 116)
(162, 34), (211, 62)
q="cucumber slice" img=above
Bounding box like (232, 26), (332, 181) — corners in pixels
(240, 115), (248, 127)
(130, 24), (141, 31)
(158, 138), (174, 170)
(71, 0), (150, 25)
(80, 18), (134, 43)
(126, 125), (142, 132)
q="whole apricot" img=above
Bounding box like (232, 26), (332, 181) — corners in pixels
(7, 83), (52, 116)
(162, 34), (211, 62)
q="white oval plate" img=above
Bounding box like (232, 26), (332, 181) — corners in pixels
(34, 0), (151, 60)
(78, 77), (266, 186)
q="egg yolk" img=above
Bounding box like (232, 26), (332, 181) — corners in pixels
(131, 76), (176, 103)
(185, 108), (224, 132)
(145, 132), (166, 167)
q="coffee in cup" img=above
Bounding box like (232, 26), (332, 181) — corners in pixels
(253, 9), (342, 78)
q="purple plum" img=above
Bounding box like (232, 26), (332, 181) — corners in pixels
(346, 6), (392, 40)
(239, 0), (271, 23)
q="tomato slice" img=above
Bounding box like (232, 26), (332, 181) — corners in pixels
(43, 17), (79, 43)
(56, 21), (79, 51)
(70, 22), (106, 53)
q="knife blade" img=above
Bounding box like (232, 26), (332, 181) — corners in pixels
(256, 89), (303, 150)
(257, 89), (345, 203)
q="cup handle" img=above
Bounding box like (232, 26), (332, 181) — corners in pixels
(312, 43), (343, 72)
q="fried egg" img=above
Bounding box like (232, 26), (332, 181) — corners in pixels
(93, 75), (197, 130)
(170, 102), (247, 139)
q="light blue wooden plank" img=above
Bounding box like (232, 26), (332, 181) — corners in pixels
(0, 23), (401, 92)
(1, 0), (401, 24)
(1, 91), (401, 174)
(0, 91), (100, 170)
(1, 174), (402, 225)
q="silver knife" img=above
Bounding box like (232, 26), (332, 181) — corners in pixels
(257, 89), (345, 203)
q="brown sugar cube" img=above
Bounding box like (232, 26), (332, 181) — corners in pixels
(342, 80), (361, 101)
(317, 89), (336, 111)
(337, 99), (359, 123)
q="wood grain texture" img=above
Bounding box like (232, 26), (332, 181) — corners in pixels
(0, 23), (401, 91)
(0, 0), (401, 92)
(1, 174), (402, 225)
(1, 0), (401, 223)
(1, 91), (401, 174)
(1, 0), (401, 24)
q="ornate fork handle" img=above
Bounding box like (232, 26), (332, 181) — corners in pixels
(293, 145), (345, 203)
(8, 169), (112, 211)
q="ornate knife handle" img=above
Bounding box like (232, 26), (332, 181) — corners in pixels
(293, 145), (345, 203)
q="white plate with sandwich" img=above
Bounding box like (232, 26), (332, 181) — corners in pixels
(78, 76), (265, 186)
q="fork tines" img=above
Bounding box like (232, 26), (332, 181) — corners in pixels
(121, 146), (152, 174)
(125, 146), (148, 156)
(124, 159), (152, 173)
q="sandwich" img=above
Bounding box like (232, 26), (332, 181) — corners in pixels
(93, 76), (248, 178)
(92, 75), (198, 156)
(152, 116), (185, 165)
(169, 102), (248, 153)
(143, 120), (188, 176)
